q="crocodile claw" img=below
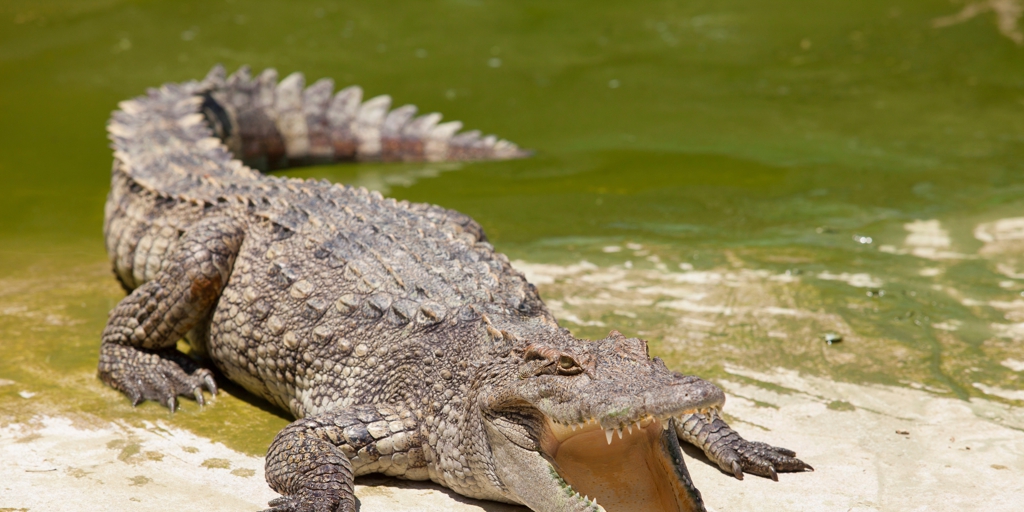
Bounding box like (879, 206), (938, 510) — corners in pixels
(203, 373), (218, 396)
(730, 460), (743, 480)
(98, 343), (217, 412)
(721, 439), (813, 481)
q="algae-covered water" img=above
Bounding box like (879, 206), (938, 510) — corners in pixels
(2, 0), (1024, 455)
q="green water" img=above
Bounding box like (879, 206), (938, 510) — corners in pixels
(2, 0), (1024, 454)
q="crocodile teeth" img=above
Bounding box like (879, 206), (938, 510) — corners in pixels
(605, 429), (614, 445)
(616, 427), (623, 439)
(626, 423), (633, 435)
(570, 423), (577, 431)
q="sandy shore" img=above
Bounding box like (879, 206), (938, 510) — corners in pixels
(3, 366), (1021, 512)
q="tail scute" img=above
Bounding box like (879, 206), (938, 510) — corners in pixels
(327, 85), (363, 161)
(274, 72), (309, 159)
(354, 95), (392, 158)
(203, 64), (226, 88)
(303, 78), (335, 160)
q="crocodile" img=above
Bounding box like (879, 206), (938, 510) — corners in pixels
(98, 65), (811, 512)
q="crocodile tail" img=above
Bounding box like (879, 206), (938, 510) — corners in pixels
(200, 64), (530, 171)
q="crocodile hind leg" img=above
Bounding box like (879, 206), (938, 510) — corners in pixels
(263, 404), (425, 512)
(676, 409), (812, 480)
(98, 217), (244, 411)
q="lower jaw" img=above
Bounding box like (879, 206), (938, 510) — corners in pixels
(548, 419), (696, 512)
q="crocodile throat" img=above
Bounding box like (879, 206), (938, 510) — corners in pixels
(542, 417), (704, 512)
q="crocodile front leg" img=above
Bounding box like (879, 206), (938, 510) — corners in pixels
(676, 409), (812, 480)
(264, 404), (426, 512)
(98, 217), (244, 411)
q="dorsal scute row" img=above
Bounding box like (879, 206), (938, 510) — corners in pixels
(200, 64), (528, 170)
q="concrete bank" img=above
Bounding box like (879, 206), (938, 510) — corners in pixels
(2, 366), (1021, 511)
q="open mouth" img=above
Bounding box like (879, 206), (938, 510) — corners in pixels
(541, 414), (707, 512)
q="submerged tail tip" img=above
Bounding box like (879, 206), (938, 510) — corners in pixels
(503, 145), (534, 160)
(492, 139), (534, 160)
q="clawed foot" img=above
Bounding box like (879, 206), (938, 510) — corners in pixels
(718, 439), (813, 481)
(677, 411), (813, 481)
(98, 343), (217, 412)
(263, 492), (355, 512)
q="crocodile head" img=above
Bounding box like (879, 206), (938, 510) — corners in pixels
(473, 329), (724, 512)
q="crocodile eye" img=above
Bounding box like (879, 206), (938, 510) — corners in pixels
(557, 355), (582, 375)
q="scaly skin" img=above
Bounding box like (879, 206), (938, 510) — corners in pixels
(98, 65), (811, 512)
